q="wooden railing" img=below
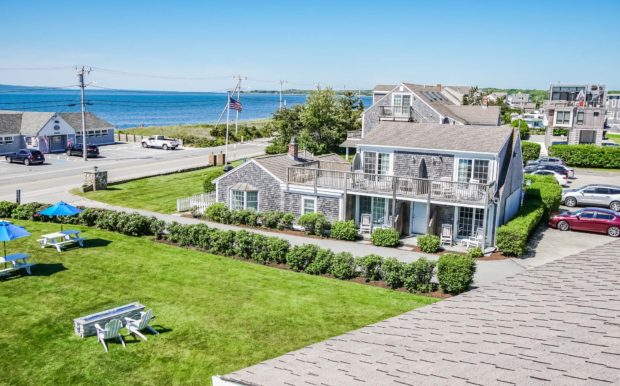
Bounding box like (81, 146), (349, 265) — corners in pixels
(287, 167), (494, 206)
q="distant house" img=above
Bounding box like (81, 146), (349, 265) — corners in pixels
(486, 91), (507, 102)
(364, 83), (501, 137)
(507, 92), (531, 107)
(606, 93), (620, 130)
(214, 122), (523, 248)
(0, 110), (115, 155)
(543, 84), (607, 146)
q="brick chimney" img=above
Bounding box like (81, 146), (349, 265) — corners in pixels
(288, 137), (298, 160)
(435, 83), (442, 92)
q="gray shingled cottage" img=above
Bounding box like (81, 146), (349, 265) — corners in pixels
(0, 110), (115, 155)
(214, 121), (523, 248)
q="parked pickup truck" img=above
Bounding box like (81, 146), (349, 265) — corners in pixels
(141, 135), (180, 150)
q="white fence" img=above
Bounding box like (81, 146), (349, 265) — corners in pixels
(176, 192), (217, 213)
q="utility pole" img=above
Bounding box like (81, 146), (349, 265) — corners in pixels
(279, 80), (287, 110)
(76, 66), (92, 161)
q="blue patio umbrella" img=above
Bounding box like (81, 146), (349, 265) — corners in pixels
(38, 201), (83, 231)
(0, 221), (30, 266)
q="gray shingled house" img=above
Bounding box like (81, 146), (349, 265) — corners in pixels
(0, 110), (115, 155)
(214, 121), (523, 248)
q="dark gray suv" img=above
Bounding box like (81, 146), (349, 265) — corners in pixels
(562, 184), (620, 212)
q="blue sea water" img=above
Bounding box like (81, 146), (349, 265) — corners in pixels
(0, 87), (372, 129)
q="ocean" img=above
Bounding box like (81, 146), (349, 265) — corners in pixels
(0, 87), (372, 129)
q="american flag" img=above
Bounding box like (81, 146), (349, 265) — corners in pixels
(229, 96), (243, 112)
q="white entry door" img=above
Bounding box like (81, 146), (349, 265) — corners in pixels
(410, 202), (427, 234)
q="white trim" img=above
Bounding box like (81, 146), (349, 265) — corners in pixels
(357, 144), (499, 157)
(282, 185), (344, 197)
(301, 195), (317, 214)
(212, 158), (284, 185)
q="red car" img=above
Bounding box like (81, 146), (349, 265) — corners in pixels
(549, 208), (620, 237)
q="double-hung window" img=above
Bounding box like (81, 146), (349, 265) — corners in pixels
(231, 190), (258, 211)
(458, 159), (490, 183)
(393, 94), (411, 117)
(302, 196), (316, 214)
(556, 111), (571, 125)
(363, 151), (390, 175)
(576, 112), (584, 125)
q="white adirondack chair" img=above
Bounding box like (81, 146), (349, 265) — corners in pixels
(95, 319), (125, 352)
(462, 227), (484, 249)
(359, 214), (372, 236)
(125, 309), (158, 341)
(440, 224), (453, 246)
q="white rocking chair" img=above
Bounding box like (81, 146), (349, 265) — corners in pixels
(95, 319), (125, 352)
(125, 309), (159, 341)
(440, 224), (453, 246)
(359, 214), (372, 236)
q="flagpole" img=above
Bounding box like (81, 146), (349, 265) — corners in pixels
(235, 77), (241, 136)
(225, 90), (230, 167)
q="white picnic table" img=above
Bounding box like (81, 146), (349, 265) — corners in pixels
(0, 253), (34, 275)
(38, 230), (84, 252)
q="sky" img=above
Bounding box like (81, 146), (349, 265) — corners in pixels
(1, 0), (619, 92)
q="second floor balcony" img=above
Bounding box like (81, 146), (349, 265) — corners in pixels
(378, 105), (416, 121)
(286, 164), (494, 207)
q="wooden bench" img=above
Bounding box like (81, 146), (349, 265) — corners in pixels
(73, 302), (145, 338)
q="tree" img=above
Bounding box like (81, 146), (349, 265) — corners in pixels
(511, 118), (529, 140)
(268, 88), (363, 155)
(463, 86), (483, 105)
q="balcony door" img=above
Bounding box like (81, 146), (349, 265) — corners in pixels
(457, 159), (489, 184)
(359, 196), (392, 226)
(393, 94), (411, 117)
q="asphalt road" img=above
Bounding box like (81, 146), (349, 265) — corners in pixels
(0, 139), (270, 202)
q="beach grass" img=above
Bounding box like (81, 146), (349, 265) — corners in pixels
(0, 220), (436, 385)
(118, 119), (271, 138)
(73, 161), (241, 213)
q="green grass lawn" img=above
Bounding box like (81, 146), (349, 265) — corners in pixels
(607, 133), (620, 145)
(73, 162), (241, 213)
(0, 221), (436, 385)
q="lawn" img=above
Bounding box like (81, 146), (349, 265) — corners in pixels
(0, 221), (436, 385)
(607, 133), (620, 145)
(73, 162), (241, 213)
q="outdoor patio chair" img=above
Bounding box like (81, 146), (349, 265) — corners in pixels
(440, 224), (453, 246)
(359, 214), (372, 236)
(461, 227), (484, 249)
(95, 319), (125, 352)
(125, 309), (158, 341)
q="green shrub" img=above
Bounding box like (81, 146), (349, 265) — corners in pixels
(437, 254), (476, 294)
(286, 244), (319, 271)
(370, 228), (400, 247)
(330, 252), (356, 280)
(277, 213), (295, 230)
(381, 257), (405, 289)
(265, 237), (290, 264)
(355, 254), (383, 281)
(210, 229), (235, 256)
(250, 234), (271, 263)
(297, 213), (331, 236)
(417, 234), (441, 253)
(205, 203), (231, 224)
(466, 247), (484, 259)
(0, 201), (17, 218)
(512, 120), (529, 139)
(553, 128), (568, 136)
(11, 202), (46, 220)
(306, 249), (334, 275)
(521, 141), (541, 163)
(330, 220), (358, 241)
(548, 144), (620, 168)
(265, 143), (288, 154)
(259, 211), (281, 229)
(78, 208), (106, 226)
(202, 168), (225, 193)
(402, 258), (436, 293)
(234, 230), (254, 259)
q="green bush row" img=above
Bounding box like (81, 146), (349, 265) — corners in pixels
(417, 234), (440, 253)
(496, 174), (562, 256)
(370, 228), (400, 247)
(548, 144), (620, 169)
(204, 203), (295, 230)
(521, 141), (541, 163)
(0, 201), (165, 238)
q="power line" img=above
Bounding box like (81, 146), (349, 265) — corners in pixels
(0, 66), (74, 71)
(90, 66), (235, 81)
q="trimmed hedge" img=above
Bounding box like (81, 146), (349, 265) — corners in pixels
(381, 257), (405, 289)
(330, 220), (358, 241)
(329, 252), (356, 279)
(297, 213), (330, 236)
(205, 204), (294, 231)
(436, 254), (476, 294)
(496, 174), (562, 256)
(402, 258), (436, 293)
(286, 244), (320, 271)
(355, 254), (383, 281)
(417, 234), (440, 253)
(521, 141), (541, 163)
(370, 228), (400, 247)
(548, 144), (620, 169)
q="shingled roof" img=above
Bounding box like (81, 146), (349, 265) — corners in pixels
(218, 240), (620, 385)
(253, 152), (346, 182)
(58, 112), (114, 130)
(358, 122), (513, 154)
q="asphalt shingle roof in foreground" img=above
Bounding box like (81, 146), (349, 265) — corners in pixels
(218, 239), (620, 385)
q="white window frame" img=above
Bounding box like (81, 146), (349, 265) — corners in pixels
(362, 151), (391, 175)
(230, 190), (259, 211)
(2, 136), (13, 145)
(455, 158), (491, 184)
(391, 92), (412, 117)
(554, 110), (572, 126)
(301, 196), (317, 215)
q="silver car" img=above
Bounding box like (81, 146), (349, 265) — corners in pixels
(562, 184), (620, 212)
